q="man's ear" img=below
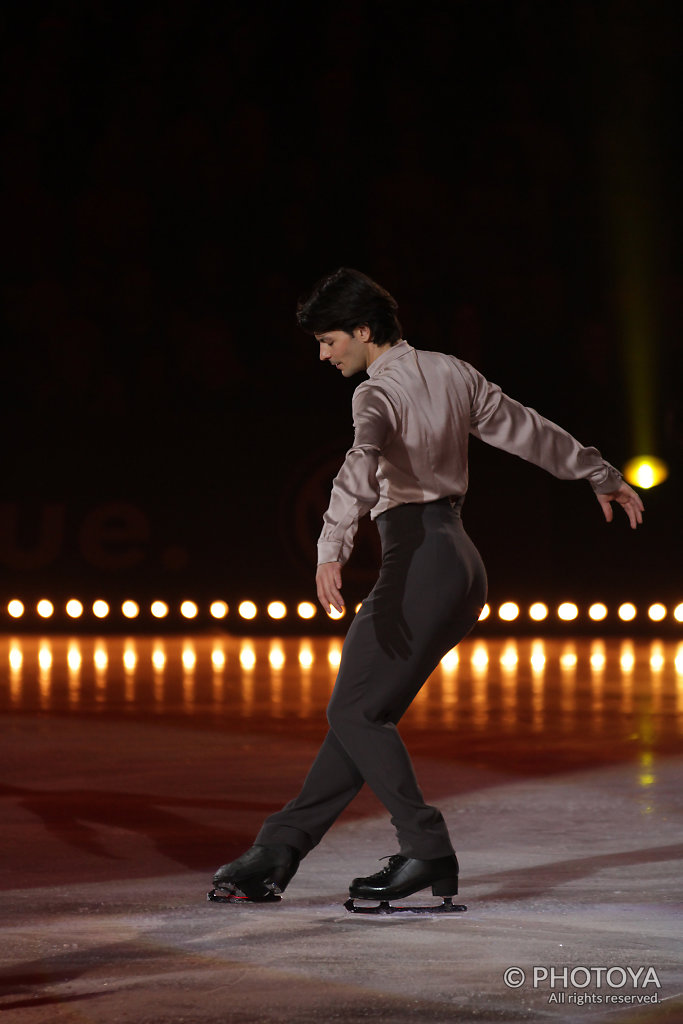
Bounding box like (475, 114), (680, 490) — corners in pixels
(356, 324), (373, 344)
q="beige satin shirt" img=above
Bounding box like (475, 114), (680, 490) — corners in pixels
(317, 340), (623, 566)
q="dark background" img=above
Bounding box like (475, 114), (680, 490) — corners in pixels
(1, 0), (680, 616)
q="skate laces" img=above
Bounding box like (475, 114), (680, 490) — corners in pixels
(374, 854), (407, 877)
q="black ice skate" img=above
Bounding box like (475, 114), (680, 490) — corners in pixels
(344, 854), (467, 915)
(207, 843), (300, 905)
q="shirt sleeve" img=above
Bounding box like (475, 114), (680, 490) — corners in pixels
(459, 361), (624, 493)
(317, 385), (398, 566)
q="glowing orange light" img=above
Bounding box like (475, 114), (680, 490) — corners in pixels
(297, 602), (316, 620)
(267, 601), (287, 620)
(66, 599), (83, 618)
(298, 644), (314, 669)
(648, 603), (666, 622)
(269, 644), (285, 670)
(478, 604), (490, 621)
(498, 602), (519, 621)
(239, 601), (257, 620)
(529, 603), (548, 621)
(557, 603), (578, 621)
(239, 642), (256, 670)
(181, 601), (198, 619)
(589, 603), (608, 621)
(67, 645), (82, 672)
(328, 644), (342, 667)
(471, 644), (489, 670)
(93, 600), (109, 618)
(210, 601), (228, 619)
(618, 603), (637, 622)
(327, 605), (346, 620)
(151, 601), (169, 618)
(7, 600), (24, 618)
(122, 601), (140, 619)
(37, 600), (54, 618)
(440, 649), (458, 671)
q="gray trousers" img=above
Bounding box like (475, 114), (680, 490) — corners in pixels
(256, 498), (487, 860)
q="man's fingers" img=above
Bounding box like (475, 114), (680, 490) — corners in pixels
(316, 563), (345, 614)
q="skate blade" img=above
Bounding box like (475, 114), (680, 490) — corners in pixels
(344, 897), (467, 916)
(207, 886), (281, 904)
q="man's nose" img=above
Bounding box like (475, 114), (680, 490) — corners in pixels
(319, 344), (330, 361)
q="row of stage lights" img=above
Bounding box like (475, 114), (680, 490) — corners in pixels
(5, 638), (683, 679)
(2, 598), (683, 625)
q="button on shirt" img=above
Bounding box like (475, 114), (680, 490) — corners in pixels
(317, 341), (624, 566)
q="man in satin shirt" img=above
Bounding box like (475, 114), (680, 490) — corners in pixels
(211, 268), (644, 907)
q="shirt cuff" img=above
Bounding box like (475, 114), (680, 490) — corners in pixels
(589, 462), (624, 494)
(317, 539), (346, 565)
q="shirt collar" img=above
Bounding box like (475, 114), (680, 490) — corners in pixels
(366, 339), (412, 378)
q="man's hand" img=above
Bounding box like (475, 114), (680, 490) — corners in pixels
(596, 482), (644, 529)
(316, 561), (344, 614)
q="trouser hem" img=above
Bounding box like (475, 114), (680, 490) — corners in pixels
(254, 824), (313, 857)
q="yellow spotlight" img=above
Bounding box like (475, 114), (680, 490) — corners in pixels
(478, 604), (490, 621)
(557, 602), (578, 621)
(211, 648), (226, 671)
(239, 601), (257, 620)
(182, 645), (196, 671)
(648, 603), (666, 622)
(123, 645), (137, 672)
(560, 651), (577, 669)
(152, 648), (166, 671)
(589, 603), (608, 622)
(297, 601), (316, 620)
(9, 646), (23, 671)
(618, 603), (637, 622)
(327, 605), (346, 620)
(151, 601), (169, 618)
(8, 600), (24, 618)
(355, 602), (363, 613)
(267, 601), (287, 620)
(122, 600), (139, 619)
(210, 601), (228, 619)
(181, 600), (198, 619)
(529, 602), (548, 621)
(93, 600), (109, 618)
(37, 599), (54, 618)
(39, 645), (52, 670)
(498, 602), (519, 621)
(674, 604), (683, 623)
(623, 455), (669, 489)
(66, 599), (83, 618)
